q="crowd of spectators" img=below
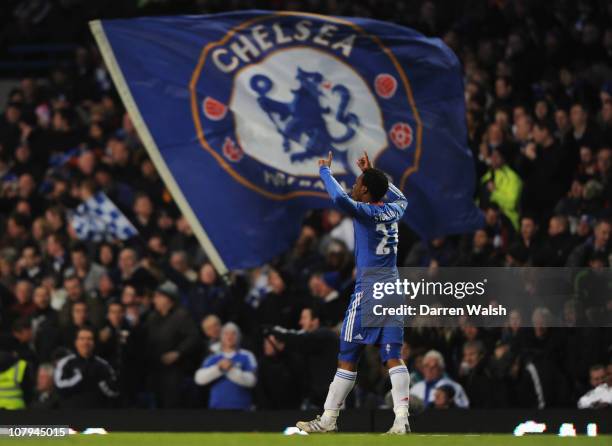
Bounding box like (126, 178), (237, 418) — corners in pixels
(0, 0), (611, 411)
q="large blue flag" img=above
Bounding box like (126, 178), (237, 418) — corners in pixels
(91, 11), (483, 273)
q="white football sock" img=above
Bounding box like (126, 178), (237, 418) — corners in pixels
(321, 369), (357, 425)
(389, 365), (410, 419)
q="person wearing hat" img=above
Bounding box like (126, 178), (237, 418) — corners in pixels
(308, 271), (346, 327)
(144, 280), (199, 408)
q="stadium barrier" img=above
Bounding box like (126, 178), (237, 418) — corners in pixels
(0, 409), (608, 434)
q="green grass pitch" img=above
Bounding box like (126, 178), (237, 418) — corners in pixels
(0, 433), (609, 445)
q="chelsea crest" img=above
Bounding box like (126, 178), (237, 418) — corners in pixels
(190, 12), (419, 199)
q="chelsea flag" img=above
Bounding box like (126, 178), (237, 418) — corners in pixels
(90, 11), (483, 273)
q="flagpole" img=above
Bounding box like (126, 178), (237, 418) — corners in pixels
(89, 20), (229, 276)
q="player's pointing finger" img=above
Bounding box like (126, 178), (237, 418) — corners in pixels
(364, 151), (370, 165)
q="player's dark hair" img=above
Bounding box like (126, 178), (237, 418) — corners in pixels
(362, 168), (389, 202)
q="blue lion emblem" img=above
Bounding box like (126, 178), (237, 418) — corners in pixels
(250, 68), (360, 170)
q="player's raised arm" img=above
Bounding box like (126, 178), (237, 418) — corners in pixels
(318, 150), (333, 169)
(318, 151), (362, 217)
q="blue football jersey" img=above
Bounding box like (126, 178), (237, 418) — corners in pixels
(319, 166), (407, 291)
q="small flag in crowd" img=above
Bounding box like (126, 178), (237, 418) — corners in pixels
(70, 191), (138, 242)
(48, 147), (81, 168)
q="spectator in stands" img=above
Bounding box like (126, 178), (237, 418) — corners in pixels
(2, 213), (30, 254)
(201, 314), (222, 355)
(97, 303), (126, 363)
(281, 225), (322, 289)
(10, 280), (35, 321)
(554, 108), (571, 145)
(410, 350), (469, 408)
(186, 262), (228, 323)
(41, 274), (66, 312)
(577, 364), (611, 409)
(96, 243), (117, 272)
(577, 146), (597, 179)
(131, 193), (156, 240)
(567, 219), (611, 266)
(513, 114), (533, 157)
(595, 146), (611, 185)
(98, 301), (145, 406)
(404, 237), (457, 267)
(431, 385), (456, 410)
(95, 273), (118, 303)
(269, 307), (338, 408)
(567, 103), (600, 157)
(508, 216), (541, 265)
(170, 217), (205, 265)
(30, 286), (60, 362)
(458, 340), (507, 408)
(456, 229), (501, 266)
(195, 322), (257, 410)
(44, 233), (69, 280)
(255, 268), (296, 330)
(308, 271), (346, 326)
(7, 317), (37, 365)
(255, 334), (301, 409)
(479, 147), (522, 230)
(165, 250), (197, 293)
(518, 121), (571, 224)
(58, 275), (105, 329)
(16, 243), (44, 284)
(64, 243), (106, 294)
(482, 203), (514, 251)
(116, 247), (156, 292)
(554, 180), (589, 224)
(535, 215), (577, 266)
(53, 327), (118, 408)
(144, 281), (199, 408)
(31, 363), (59, 409)
(61, 301), (91, 347)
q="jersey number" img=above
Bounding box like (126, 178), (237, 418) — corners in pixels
(375, 222), (398, 255)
